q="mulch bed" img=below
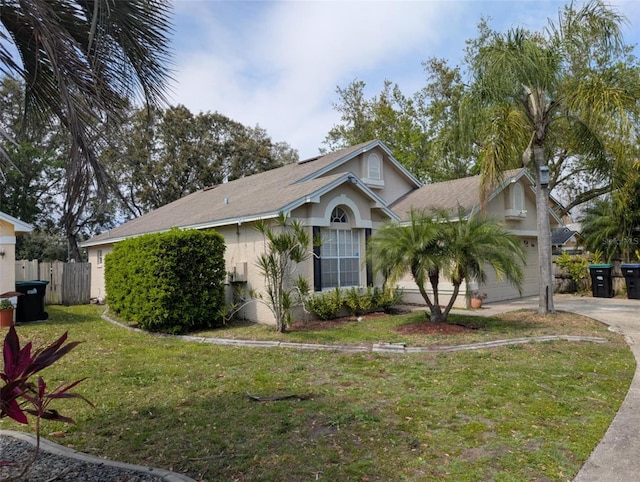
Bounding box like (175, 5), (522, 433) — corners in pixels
(289, 312), (389, 331)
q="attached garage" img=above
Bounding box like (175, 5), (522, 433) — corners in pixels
(482, 236), (539, 302)
(390, 170), (563, 308)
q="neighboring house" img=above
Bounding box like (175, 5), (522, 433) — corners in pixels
(552, 225), (582, 255)
(0, 211), (33, 301)
(82, 140), (563, 322)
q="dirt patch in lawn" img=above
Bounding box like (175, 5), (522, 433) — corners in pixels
(394, 321), (476, 335)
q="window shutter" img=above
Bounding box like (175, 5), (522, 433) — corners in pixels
(365, 228), (373, 286)
(313, 226), (321, 292)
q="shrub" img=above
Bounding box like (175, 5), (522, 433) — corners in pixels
(305, 288), (344, 320)
(105, 228), (226, 334)
(375, 286), (404, 313)
(555, 253), (590, 293)
(345, 287), (375, 316)
(306, 286), (404, 320)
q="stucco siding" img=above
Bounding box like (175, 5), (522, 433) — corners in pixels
(481, 237), (539, 302)
(322, 147), (417, 206)
(0, 220), (16, 296)
(88, 244), (113, 300)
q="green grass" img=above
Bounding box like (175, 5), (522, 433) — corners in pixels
(0, 305), (634, 481)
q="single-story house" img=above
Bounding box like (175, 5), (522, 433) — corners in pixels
(0, 211), (33, 315)
(82, 140), (563, 322)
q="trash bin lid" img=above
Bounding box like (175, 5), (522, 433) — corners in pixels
(621, 263), (640, 269)
(589, 263), (613, 268)
(15, 280), (49, 287)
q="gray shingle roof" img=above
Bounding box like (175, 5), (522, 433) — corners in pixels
(391, 168), (527, 220)
(83, 141), (398, 246)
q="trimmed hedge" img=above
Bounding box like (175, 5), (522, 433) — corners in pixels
(105, 229), (226, 334)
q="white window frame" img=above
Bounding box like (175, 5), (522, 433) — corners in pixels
(367, 153), (382, 180)
(320, 228), (360, 289)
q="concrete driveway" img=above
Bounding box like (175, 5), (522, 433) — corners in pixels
(481, 294), (640, 482)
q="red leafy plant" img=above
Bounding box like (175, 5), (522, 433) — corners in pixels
(1, 326), (92, 480)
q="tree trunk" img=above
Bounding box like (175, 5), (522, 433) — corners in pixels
(533, 145), (555, 314)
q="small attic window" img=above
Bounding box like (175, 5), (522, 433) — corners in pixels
(512, 183), (524, 211)
(330, 206), (349, 223)
(367, 153), (381, 180)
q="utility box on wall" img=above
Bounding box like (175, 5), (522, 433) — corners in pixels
(230, 262), (247, 283)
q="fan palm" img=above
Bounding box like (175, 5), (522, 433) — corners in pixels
(465, 0), (636, 313)
(368, 208), (524, 323)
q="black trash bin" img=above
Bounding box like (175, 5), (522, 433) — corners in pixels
(589, 264), (614, 298)
(621, 263), (640, 299)
(15, 281), (49, 323)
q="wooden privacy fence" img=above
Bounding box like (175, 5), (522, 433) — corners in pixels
(15, 261), (91, 305)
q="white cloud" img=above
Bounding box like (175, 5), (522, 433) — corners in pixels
(170, 1), (458, 158)
(170, 0), (640, 160)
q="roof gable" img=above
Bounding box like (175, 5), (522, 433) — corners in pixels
(295, 140), (422, 188)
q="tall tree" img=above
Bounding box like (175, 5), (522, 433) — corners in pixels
(110, 105), (298, 214)
(464, 0), (637, 313)
(323, 80), (430, 178)
(414, 58), (476, 181)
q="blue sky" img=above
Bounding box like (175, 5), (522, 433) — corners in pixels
(169, 1), (640, 160)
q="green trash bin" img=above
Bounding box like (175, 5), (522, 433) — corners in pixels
(621, 263), (640, 299)
(15, 281), (49, 323)
(589, 264), (614, 298)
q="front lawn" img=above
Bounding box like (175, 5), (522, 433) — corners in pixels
(0, 305), (634, 481)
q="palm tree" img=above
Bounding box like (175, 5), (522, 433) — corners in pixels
(441, 207), (525, 319)
(369, 209), (447, 320)
(0, 0), (172, 197)
(465, 0), (636, 313)
(368, 208), (524, 323)
(581, 161), (640, 261)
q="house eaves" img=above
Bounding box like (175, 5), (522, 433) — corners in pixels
(0, 211), (33, 234)
(391, 168), (565, 224)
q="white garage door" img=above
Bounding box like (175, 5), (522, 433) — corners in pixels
(482, 237), (539, 302)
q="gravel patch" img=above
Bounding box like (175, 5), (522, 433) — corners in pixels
(0, 432), (193, 481)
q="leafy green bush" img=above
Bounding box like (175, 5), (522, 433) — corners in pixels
(345, 287), (375, 316)
(375, 286), (404, 313)
(105, 229), (226, 334)
(305, 288), (344, 320)
(306, 286), (404, 320)
(555, 252), (590, 293)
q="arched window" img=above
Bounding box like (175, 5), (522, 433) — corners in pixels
(330, 206), (349, 223)
(512, 183), (524, 211)
(318, 206), (360, 289)
(367, 153), (381, 180)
